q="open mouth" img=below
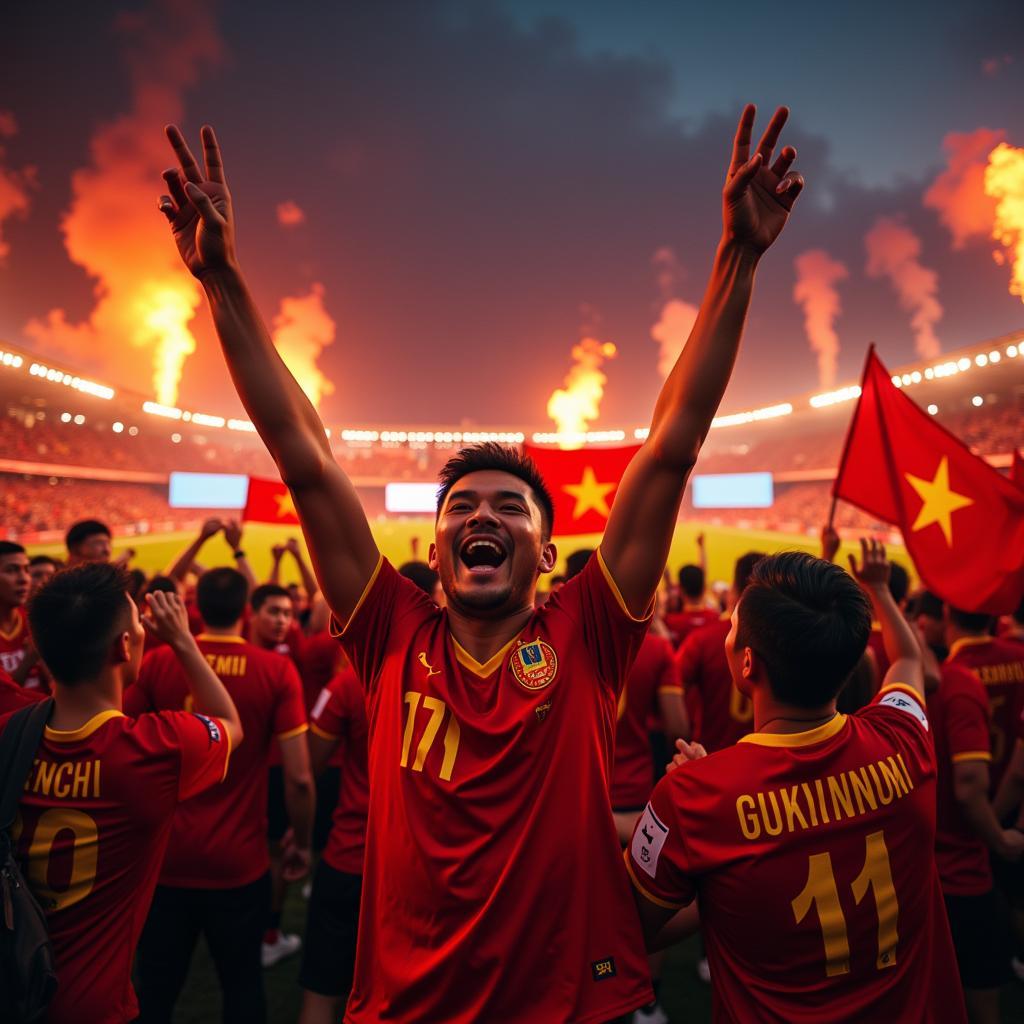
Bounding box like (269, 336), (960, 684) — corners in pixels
(459, 535), (508, 576)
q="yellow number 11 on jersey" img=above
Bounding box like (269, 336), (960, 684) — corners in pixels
(792, 830), (899, 977)
(400, 691), (461, 782)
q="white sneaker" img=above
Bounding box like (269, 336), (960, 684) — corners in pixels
(261, 931), (302, 968)
(301, 880), (312, 900)
(1012, 956), (1024, 982)
(696, 956), (711, 983)
(632, 1003), (669, 1024)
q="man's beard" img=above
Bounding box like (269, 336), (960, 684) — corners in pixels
(449, 581), (515, 615)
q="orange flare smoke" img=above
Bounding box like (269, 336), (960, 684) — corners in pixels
(276, 200), (306, 227)
(23, 2), (221, 405)
(271, 283), (336, 409)
(651, 299), (698, 379)
(0, 112), (38, 264)
(865, 217), (942, 359)
(547, 337), (617, 448)
(924, 129), (1004, 248)
(793, 250), (848, 389)
(984, 142), (1024, 302)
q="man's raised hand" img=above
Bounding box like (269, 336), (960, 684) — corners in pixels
(723, 105), (804, 256)
(159, 125), (236, 279)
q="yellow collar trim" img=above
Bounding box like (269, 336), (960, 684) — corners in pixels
(0, 609), (22, 641)
(739, 714), (847, 748)
(947, 636), (991, 659)
(45, 709), (124, 743)
(451, 634), (520, 678)
(196, 633), (246, 644)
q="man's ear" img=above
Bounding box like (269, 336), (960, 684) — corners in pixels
(113, 631), (132, 666)
(742, 645), (758, 681)
(539, 542), (557, 575)
(428, 542), (439, 571)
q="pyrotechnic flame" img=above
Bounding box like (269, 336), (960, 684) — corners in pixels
(276, 200), (306, 227)
(984, 142), (1024, 302)
(0, 112), (38, 264)
(793, 250), (848, 389)
(924, 129), (1004, 248)
(546, 337), (617, 449)
(271, 283), (336, 409)
(865, 217), (943, 359)
(23, 2), (221, 405)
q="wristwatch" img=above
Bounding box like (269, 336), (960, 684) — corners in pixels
(233, 549), (245, 560)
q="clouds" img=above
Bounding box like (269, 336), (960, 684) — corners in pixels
(0, 112), (37, 264)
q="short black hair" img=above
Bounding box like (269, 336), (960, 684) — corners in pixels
(733, 552), (766, 596)
(398, 561), (440, 597)
(948, 606), (993, 635)
(912, 590), (943, 621)
(251, 583), (290, 612)
(29, 563), (132, 685)
(436, 443), (555, 538)
(1014, 597), (1024, 626)
(127, 568), (147, 601)
(144, 575), (178, 597)
(0, 541), (26, 559)
(736, 551), (871, 710)
(888, 563), (910, 606)
(564, 549), (595, 582)
(65, 519), (111, 550)
(197, 568), (249, 628)
(678, 564), (705, 600)
(29, 554), (60, 569)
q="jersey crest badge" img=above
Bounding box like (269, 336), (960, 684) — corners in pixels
(510, 638), (558, 691)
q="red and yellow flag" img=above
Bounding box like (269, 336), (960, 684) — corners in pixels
(243, 476), (300, 525)
(523, 443), (641, 536)
(1012, 449), (1024, 489)
(833, 349), (1024, 614)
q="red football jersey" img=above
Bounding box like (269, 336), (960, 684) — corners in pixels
(0, 666), (45, 714)
(946, 636), (1024, 792)
(125, 634), (307, 888)
(0, 605), (47, 691)
(1, 708), (229, 1024)
(866, 627), (889, 693)
(250, 623), (306, 767)
(336, 551), (653, 1023)
(927, 665), (993, 896)
(676, 618), (753, 752)
(309, 668), (369, 875)
(664, 607), (719, 649)
(628, 684), (966, 1024)
(611, 633), (678, 809)
(301, 628), (345, 710)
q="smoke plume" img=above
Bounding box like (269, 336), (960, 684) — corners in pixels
(0, 112), (38, 264)
(271, 283), (336, 409)
(23, 2), (222, 405)
(649, 246), (698, 378)
(276, 200), (306, 227)
(793, 250), (848, 389)
(864, 217), (943, 359)
(924, 129), (1005, 248)
(985, 142), (1024, 302)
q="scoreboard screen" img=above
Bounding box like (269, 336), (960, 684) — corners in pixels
(691, 472), (774, 509)
(168, 472), (249, 510)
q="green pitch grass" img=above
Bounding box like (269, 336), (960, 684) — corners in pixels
(30, 520), (914, 588)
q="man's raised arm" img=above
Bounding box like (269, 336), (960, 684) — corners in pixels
(601, 106), (803, 616)
(159, 125), (379, 624)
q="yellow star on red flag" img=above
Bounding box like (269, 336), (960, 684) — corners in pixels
(904, 456), (973, 546)
(562, 466), (616, 519)
(275, 490), (297, 518)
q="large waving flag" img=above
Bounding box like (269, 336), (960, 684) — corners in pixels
(833, 348), (1024, 614)
(1013, 449), (1024, 489)
(523, 444), (641, 536)
(243, 476), (300, 525)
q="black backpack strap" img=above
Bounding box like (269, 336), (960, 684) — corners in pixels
(0, 700), (53, 834)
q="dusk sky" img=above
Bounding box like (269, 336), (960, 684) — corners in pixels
(2, 0), (1023, 428)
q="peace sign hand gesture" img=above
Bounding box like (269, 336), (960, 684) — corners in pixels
(159, 125), (236, 279)
(723, 105), (804, 256)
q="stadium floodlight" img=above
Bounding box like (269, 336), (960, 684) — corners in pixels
(227, 419), (257, 432)
(711, 402), (793, 428)
(0, 350), (23, 368)
(142, 401), (183, 420)
(171, 432), (182, 443)
(1008, 345), (1019, 358)
(976, 354), (988, 367)
(927, 404), (938, 415)
(972, 395), (984, 407)
(112, 422), (124, 433)
(989, 350), (1000, 363)
(957, 357), (971, 371)
(809, 385), (861, 409)
(191, 412), (226, 428)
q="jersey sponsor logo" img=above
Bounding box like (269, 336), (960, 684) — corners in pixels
(632, 802), (669, 879)
(191, 712), (223, 743)
(878, 691), (928, 730)
(510, 638), (558, 691)
(417, 651), (441, 678)
(591, 957), (617, 981)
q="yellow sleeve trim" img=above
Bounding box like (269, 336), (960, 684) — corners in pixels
(623, 851), (685, 910)
(952, 751), (992, 764)
(878, 682), (924, 705)
(329, 554), (384, 639)
(595, 547), (655, 623)
(310, 722), (340, 742)
(276, 723), (309, 742)
(219, 716), (233, 782)
(657, 685), (684, 695)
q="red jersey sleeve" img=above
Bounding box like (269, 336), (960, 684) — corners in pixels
(856, 682), (934, 774)
(331, 558), (436, 690)
(273, 657), (309, 741)
(134, 710), (232, 800)
(676, 630), (702, 695)
(625, 774), (697, 910)
(310, 674), (347, 741)
(653, 637), (680, 693)
(942, 670), (991, 764)
(549, 549), (652, 695)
